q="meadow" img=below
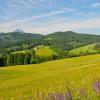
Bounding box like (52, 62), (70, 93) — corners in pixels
(69, 44), (100, 57)
(0, 54), (100, 100)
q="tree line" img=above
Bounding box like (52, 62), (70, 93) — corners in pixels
(1, 43), (100, 67)
(0, 50), (58, 67)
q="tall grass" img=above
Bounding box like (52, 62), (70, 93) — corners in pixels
(0, 54), (100, 100)
(33, 79), (99, 100)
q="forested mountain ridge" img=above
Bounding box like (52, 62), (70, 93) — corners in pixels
(1, 31), (100, 53)
(0, 32), (43, 50)
(45, 31), (100, 45)
(42, 31), (100, 50)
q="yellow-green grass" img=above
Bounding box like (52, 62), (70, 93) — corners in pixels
(69, 44), (98, 55)
(0, 54), (100, 99)
(35, 45), (56, 57)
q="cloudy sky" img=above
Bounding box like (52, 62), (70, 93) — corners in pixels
(0, 0), (100, 34)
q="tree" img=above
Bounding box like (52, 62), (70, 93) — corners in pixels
(30, 55), (37, 64)
(6, 54), (14, 66)
(24, 53), (31, 64)
(0, 56), (4, 67)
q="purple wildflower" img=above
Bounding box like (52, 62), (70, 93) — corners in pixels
(93, 79), (100, 96)
(55, 92), (64, 100)
(66, 91), (72, 100)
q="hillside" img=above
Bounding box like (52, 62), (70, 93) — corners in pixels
(35, 45), (57, 57)
(43, 31), (100, 50)
(1, 31), (100, 67)
(0, 54), (100, 99)
(1, 31), (100, 51)
(0, 32), (42, 50)
(69, 43), (100, 56)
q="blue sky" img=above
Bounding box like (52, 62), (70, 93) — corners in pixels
(0, 0), (100, 34)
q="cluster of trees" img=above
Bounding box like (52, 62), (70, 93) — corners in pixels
(0, 55), (5, 67)
(1, 46), (100, 67)
(0, 50), (58, 67)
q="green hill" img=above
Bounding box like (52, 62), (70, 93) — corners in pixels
(0, 32), (42, 50)
(69, 43), (100, 56)
(43, 31), (100, 50)
(35, 45), (57, 57)
(0, 54), (100, 99)
(1, 31), (100, 51)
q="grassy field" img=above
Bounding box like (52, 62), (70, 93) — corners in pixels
(35, 45), (57, 57)
(69, 44), (99, 56)
(0, 54), (100, 99)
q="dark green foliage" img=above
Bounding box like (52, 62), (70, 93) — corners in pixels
(6, 54), (14, 66)
(0, 32), (42, 51)
(17, 53), (25, 65)
(4, 52), (31, 66)
(43, 31), (100, 50)
(0, 48), (59, 66)
(30, 55), (38, 64)
(0, 55), (5, 66)
(24, 53), (31, 64)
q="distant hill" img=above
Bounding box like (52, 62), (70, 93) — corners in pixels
(1, 31), (100, 54)
(14, 29), (24, 33)
(43, 31), (100, 50)
(0, 32), (43, 49)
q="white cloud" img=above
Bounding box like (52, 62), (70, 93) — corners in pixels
(91, 2), (100, 8)
(11, 7), (75, 24)
(21, 17), (100, 34)
(0, 17), (100, 34)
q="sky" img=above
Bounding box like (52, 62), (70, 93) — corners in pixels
(0, 0), (100, 34)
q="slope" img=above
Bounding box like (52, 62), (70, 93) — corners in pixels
(0, 54), (100, 99)
(69, 43), (100, 56)
(35, 45), (57, 57)
(0, 32), (43, 50)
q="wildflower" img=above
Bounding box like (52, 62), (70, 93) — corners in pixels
(55, 92), (64, 100)
(93, 79), (100, 96)
(66, 91), (72, 100)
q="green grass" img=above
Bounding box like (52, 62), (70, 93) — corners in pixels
(0, 54), (100, 99)
(69, 44), (99, 56)
(35, 45), (57, 57)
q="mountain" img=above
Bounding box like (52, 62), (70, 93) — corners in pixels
(42, 31), (100, 50)
(1, 31), (100, 53)
(46, 31), (100, 44)
(0, 32), (43, 50)
(14, 29), (24, 33)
